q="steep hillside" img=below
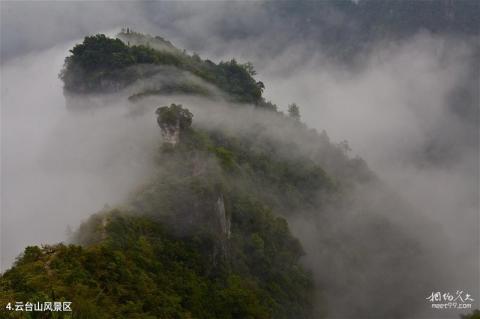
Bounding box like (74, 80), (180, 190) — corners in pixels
(0, 103), (315, 319)
(1, 33), (446, 319)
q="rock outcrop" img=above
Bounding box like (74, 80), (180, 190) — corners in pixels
(215, 194), (231, 239)
(155, 104), (193, 146)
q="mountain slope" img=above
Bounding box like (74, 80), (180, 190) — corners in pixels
(1, 33), (445, 319)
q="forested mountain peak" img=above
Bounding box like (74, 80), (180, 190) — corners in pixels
(60, 32), (270, 108)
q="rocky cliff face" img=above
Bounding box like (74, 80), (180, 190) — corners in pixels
(158, 118), (180, 145)
(214, 194), (231, 261)
(156, 104), (193, 146)
(216, 194), (230, 239)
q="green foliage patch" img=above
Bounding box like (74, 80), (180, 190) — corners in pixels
(60, 33), (267, 106)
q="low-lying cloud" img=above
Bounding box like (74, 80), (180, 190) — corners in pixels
(1, 2), (478, 318)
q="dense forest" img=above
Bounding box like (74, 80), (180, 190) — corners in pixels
(60, 32), (268, 107)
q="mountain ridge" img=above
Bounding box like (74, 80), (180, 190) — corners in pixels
(0, 32), (456, 319)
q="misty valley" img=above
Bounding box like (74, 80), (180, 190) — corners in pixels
(0, 1), (479, 319)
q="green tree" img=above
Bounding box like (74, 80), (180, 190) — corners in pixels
(241, 62), (257, 76)
(155, 104), (193, 131)
(288, 103), (301, 121)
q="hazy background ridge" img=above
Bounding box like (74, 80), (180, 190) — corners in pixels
(1, 1), (478, 318)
